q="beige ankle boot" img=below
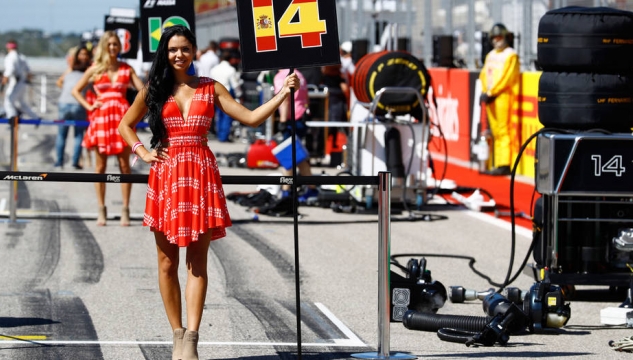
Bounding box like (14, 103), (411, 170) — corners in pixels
(181, 330), (199, 360)
(96, 206), (107, 226)
(120, 206), (130, 227)
(172, 327), (186, 360)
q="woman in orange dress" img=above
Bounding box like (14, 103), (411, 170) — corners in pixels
(118, 25), (299, 360)
(72, 31), (144, 226)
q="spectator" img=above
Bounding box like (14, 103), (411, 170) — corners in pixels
(197, 40), (219, 77)
(2, 39), (38, 119)
(241, 70), (265, 140)
(297, 66), (322, 87)
(339, 41), (357, 114)
(479, 23), (520, 176)
(72, 31), (145, 226)
(210, 50), (242, 142)
(321, 64), (348, 122)
(320, 65), (349, 167)
(274, 68), (318, 202)
(54, 45), (92, 170)
(339, 41), (355, 84)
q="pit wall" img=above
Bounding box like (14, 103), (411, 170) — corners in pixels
(426, 68), (543, 178)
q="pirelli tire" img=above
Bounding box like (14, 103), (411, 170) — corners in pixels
(537, 6), (633, 73)
(352, 51), (431, 119)
(538, 71), (633, 132)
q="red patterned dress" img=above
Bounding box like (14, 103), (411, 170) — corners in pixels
(82, 62), (132, 154)
(143, 77), (232, 246)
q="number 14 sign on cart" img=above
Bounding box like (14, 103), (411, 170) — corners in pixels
(237, 0), (340, 72)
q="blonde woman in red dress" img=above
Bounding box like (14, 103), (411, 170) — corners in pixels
(72, 31), (144, 226)
(118, 25), (299, 360)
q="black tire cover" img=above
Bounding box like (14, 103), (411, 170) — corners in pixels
(538, 71), (633, 131)
(353, 51), (430, 118)
(537, 6), (633, 73)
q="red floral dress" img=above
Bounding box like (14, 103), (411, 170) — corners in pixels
(82, 62), (131, 155)
(143, 77), (232, 246)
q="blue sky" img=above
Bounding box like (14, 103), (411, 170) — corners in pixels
(0, 0), (140, 34)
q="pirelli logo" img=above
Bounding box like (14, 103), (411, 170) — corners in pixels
(3, 174), (47, 181)
(385, 104), (414, 112)
(597, 97), (633, 104)
(602, 38), (633, 45)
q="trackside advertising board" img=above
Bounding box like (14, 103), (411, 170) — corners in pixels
(426, 68), (543, 177)
(236, 0), (340, 72)
(139, 0), (196, 61)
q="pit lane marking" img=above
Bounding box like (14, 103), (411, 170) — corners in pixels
(466, 211), (533, 239)
(0, 302), (367, 348)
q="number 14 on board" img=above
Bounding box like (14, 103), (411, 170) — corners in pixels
(252, 0), (327, 52)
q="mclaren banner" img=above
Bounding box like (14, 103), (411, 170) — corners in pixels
(236, 0), (340, 72)
(140, 0), (196, 61)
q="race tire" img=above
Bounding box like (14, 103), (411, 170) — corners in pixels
(537, 6), (633, 73)
(351, 51), (430, 119)
(538, 71), (633, 132)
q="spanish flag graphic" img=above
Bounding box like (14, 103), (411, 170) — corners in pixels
(252, 0), (277, 52)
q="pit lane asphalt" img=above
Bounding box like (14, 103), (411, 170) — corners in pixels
(1, 118), (632, 360)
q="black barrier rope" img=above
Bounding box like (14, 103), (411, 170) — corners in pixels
(0, 169), (380, 359)
(0, 118), (150, 128)
(0, 171), (379, 186)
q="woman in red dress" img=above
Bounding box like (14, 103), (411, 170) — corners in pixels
(118, 25), (299, 360)
(72, 31), (144, 226)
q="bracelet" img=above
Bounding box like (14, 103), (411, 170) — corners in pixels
(131, 141), (144, 154)
(131, 141), (144, 167)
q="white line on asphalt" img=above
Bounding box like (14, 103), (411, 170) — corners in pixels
(466, 211), (533, 239)
(314, 302), (366, 346)
(0, 303), (368, 348)
(0, 340), (368, 347)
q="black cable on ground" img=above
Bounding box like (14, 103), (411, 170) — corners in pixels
(437, 328), (481, 344)
(391, 253), (506, 288)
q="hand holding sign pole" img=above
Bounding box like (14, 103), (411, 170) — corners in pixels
(237, 1), (339, 358)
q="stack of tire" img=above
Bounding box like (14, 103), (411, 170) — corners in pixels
(351, 51), (431, 120)
(537, 6), (633, 132)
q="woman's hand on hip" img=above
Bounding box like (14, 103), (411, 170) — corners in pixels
(141, 147), (169, 164)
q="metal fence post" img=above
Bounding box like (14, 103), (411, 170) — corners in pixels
(9, 116), (18, 223)
(353, 171), (416, 359)
(261, 83), (275, 141)
(40, 75), (47, 114)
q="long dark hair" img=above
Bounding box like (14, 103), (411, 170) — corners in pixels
(144, 25), (197, 148)
(72, 46), (92, 72)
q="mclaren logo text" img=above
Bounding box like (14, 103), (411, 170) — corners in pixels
(3, 174), (47, 181)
